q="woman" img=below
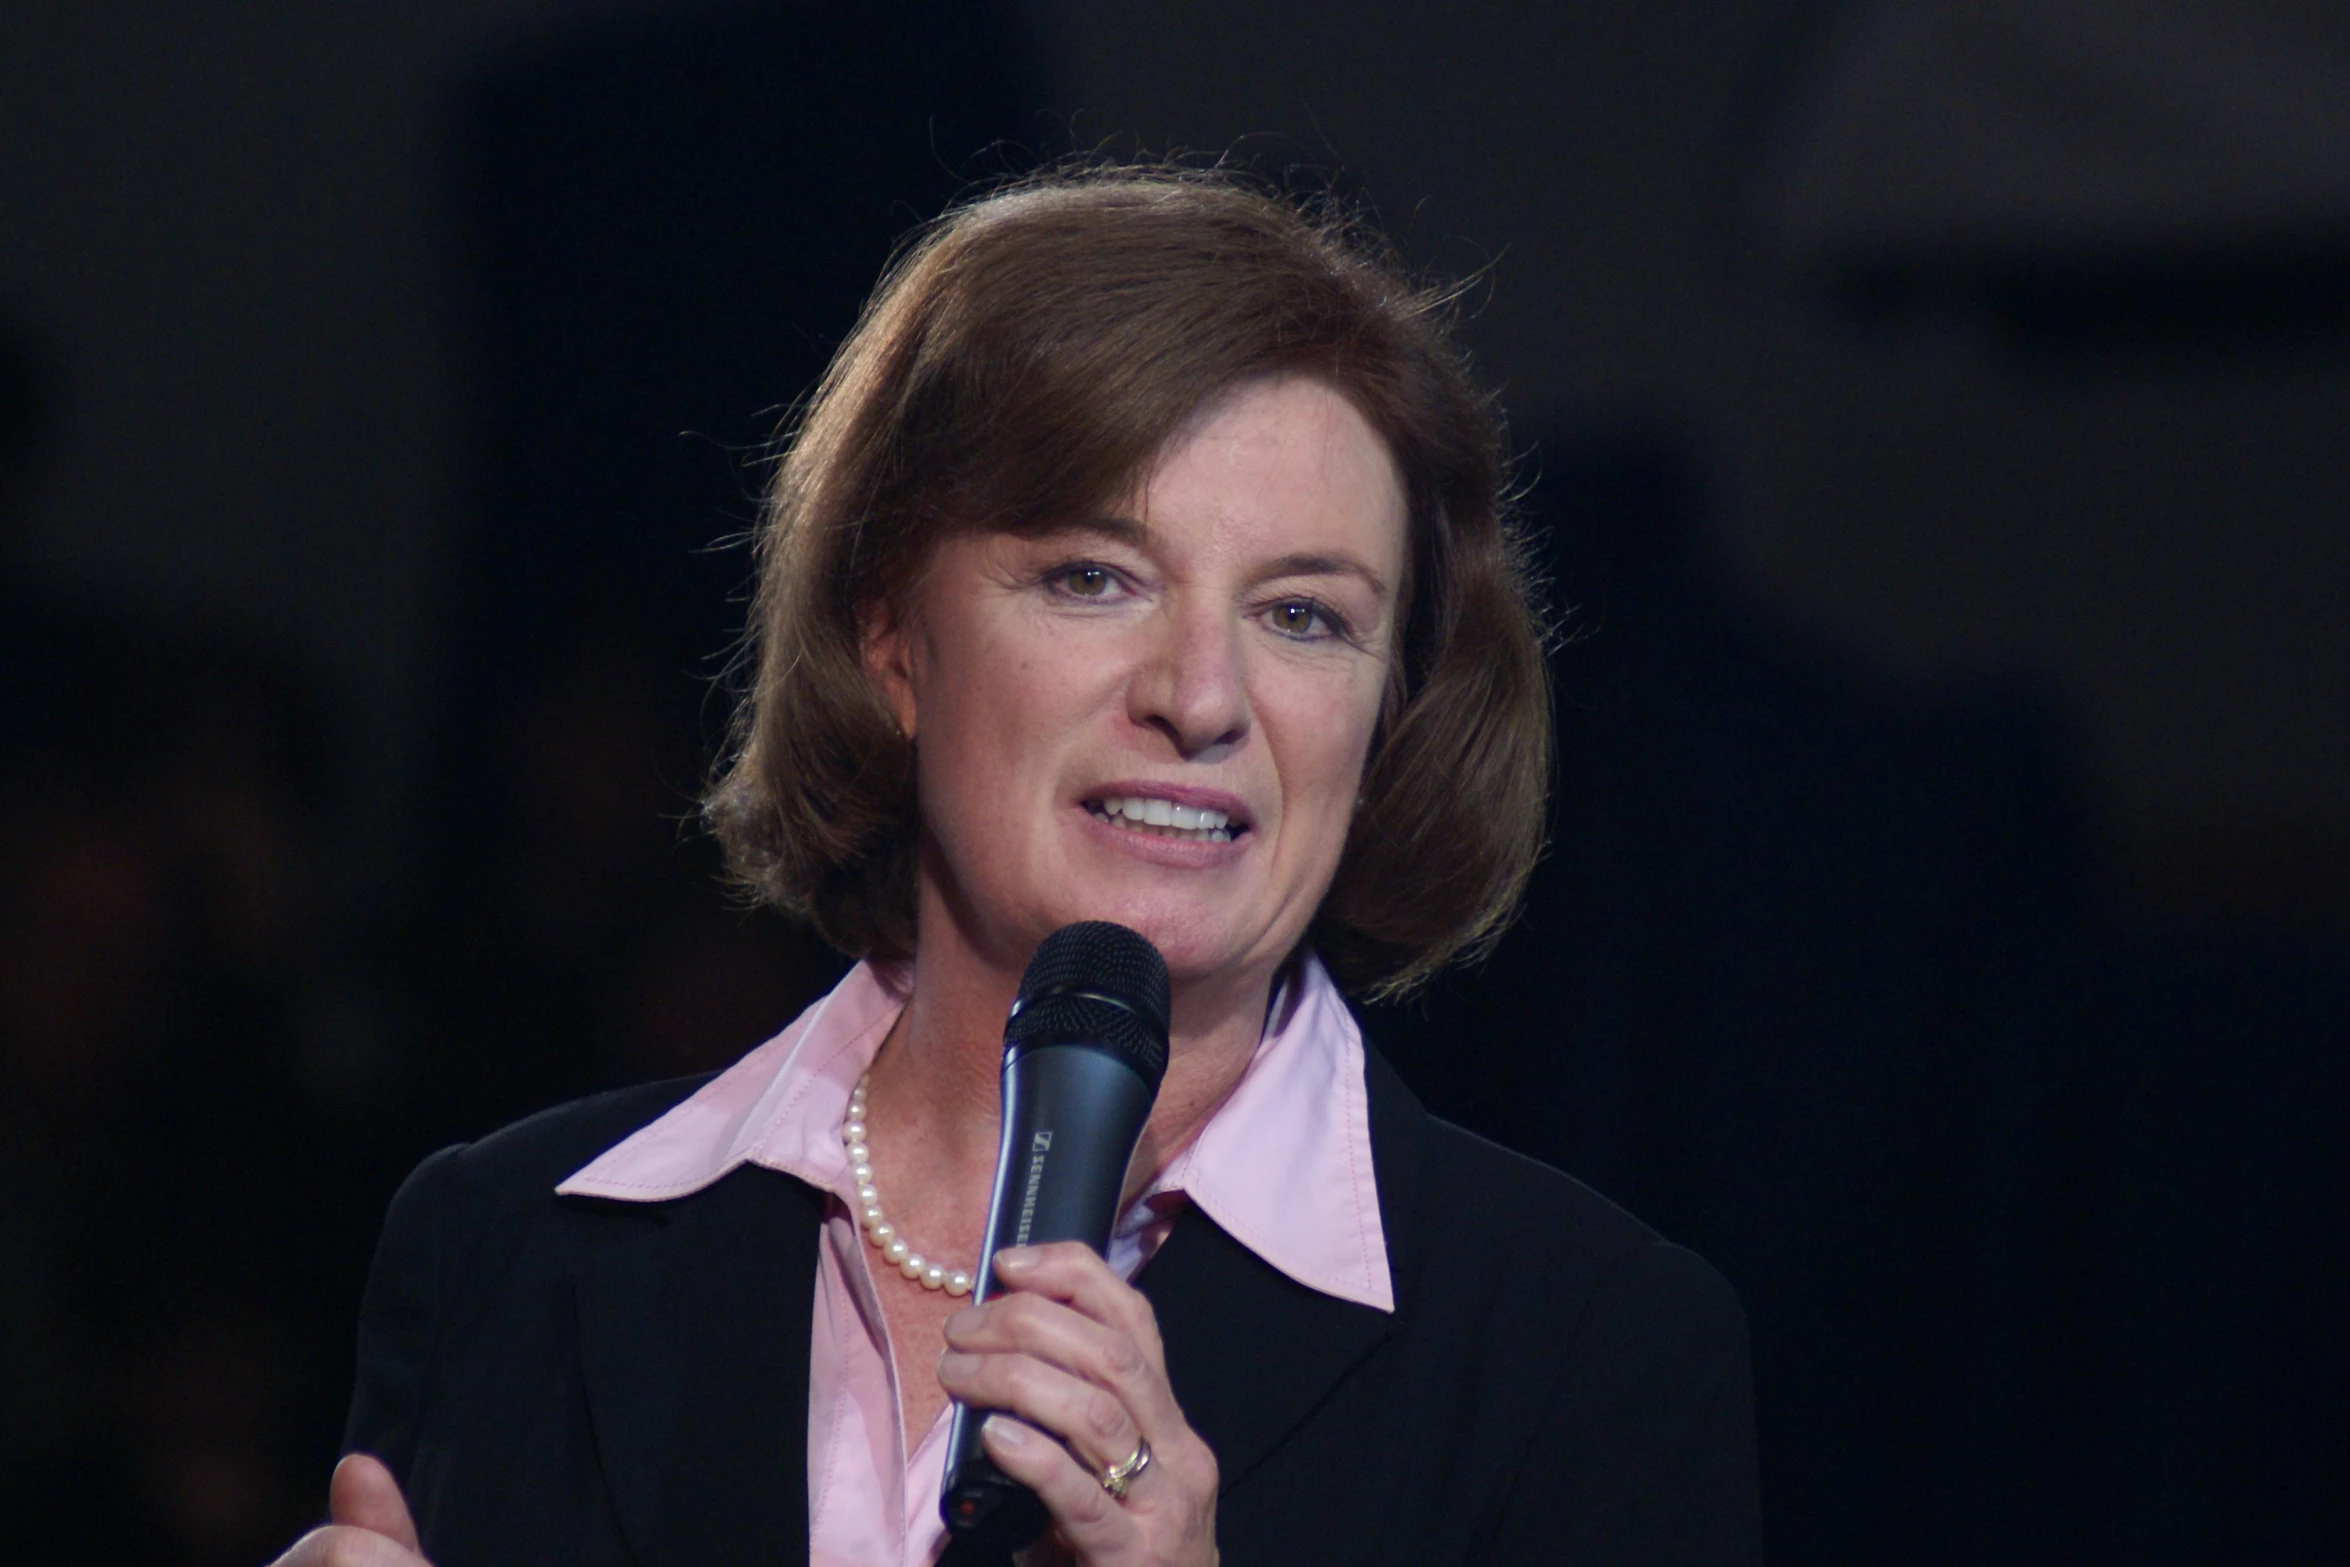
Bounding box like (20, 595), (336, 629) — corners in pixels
(281, 167), (1759, 1567)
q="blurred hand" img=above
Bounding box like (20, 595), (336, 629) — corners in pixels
(938, 1242), (1220, 1567)
(268, 1453), (430, 1567)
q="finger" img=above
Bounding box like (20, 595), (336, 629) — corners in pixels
(328, 1453), (423, 1554)
(990, 1244), (1167, 1370)
(982, 1246), (1183, 1435)
(980, 1415), (1137, 1561)
(271, 1523), (431, 1567)
(937, 1341), (1144, 1476)
(944, 1289), (1178, 1458)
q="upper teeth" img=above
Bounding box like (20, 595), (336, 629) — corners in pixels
(1097, 796), (1231, 832)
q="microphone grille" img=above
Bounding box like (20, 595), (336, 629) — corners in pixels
(1007, 922), (1170, 1087)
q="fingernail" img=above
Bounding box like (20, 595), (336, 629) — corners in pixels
(995, 1246), (1037, 1272)
(983, 1415), (1031, 1450)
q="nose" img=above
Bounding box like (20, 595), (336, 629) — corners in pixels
(1129, 601), (1250, 760)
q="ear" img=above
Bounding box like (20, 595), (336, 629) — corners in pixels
(859, 595), (921, 741)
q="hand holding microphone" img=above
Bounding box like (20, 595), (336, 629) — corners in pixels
(935, 922), (1221, 1565)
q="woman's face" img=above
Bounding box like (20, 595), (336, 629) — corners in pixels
(866, 374), (1408, 992)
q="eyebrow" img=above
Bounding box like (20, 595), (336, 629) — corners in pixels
(1042, 514), (1149, 547)
(1037, 515), (1395, 601)
(1256, 551), (1393, 601)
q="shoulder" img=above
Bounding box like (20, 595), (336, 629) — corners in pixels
(1365, 1048), (1750, 1382)
(1367, 1047), (1732, 1297)
(1414, 1110), (1660, 1261)
(1423, 1113), (1740, 1309)
(1364, 1056), (1762, 1561)
(414, 1074), (716, 1205)
(369, 1075), (719, 1307)
(1421, 1112), (1749, 1381)
(344, 1075), (722, 1470)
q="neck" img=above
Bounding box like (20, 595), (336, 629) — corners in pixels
(862, 894), (1277, 1228)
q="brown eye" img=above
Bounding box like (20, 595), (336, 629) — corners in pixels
(1054, 565), (1116, 597)
(1270, 600), (1331, 637)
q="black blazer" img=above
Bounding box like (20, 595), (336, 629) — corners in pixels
(344, 1048), (1761, 1565)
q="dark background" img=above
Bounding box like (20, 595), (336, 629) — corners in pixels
(3, 2), (2344, 1562)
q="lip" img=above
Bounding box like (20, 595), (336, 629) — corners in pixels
(1075, 805), (1254, 868)
(1080, 781), (1253, 827)
(1073, 780), (1255, 868)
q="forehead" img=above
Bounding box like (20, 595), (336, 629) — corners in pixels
(1128, 376), (1408, 564)
(911, 374), (1412, 602)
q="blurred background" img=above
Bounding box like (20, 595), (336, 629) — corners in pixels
(2, 1), (2343, 1561)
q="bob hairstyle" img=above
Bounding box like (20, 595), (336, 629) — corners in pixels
(707, 165), (1550, 998)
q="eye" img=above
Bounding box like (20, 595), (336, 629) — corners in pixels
(1045, 562), (1124, 600)
(1265, 598), (1345, 641)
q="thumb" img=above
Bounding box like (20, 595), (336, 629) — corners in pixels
(329, 1452), (423, 1554)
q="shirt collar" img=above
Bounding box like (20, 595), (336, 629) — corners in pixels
(557, 952), (1393, 1313)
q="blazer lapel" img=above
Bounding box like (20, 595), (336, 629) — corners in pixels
(1142, 1047), (1426, 1490)
(574, 1164), (826, 1567)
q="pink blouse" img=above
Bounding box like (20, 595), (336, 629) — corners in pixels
(558, 954), (1392, 1566)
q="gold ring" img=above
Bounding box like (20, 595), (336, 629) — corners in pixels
(1097, 1435), (1152, 1500)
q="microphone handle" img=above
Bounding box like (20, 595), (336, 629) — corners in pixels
(940, 1042), (1157, 1552)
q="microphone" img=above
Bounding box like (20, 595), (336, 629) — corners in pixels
(940, 921), (1171, 1553)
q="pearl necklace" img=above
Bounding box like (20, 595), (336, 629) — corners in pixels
(843, 1071), (975, 1296)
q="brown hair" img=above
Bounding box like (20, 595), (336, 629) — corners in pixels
(706, 165), (1550, 997)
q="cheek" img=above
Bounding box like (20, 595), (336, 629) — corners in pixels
(1267, 667), (1386, 829)
(913, 618), (1108, 805)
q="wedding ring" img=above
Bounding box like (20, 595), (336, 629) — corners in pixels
(1096, 1435), (1152, 1500)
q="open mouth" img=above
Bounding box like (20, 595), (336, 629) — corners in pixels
(1085, 795), (1245, 844)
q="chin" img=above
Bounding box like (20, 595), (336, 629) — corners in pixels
(1054, 895), (1271, 988)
